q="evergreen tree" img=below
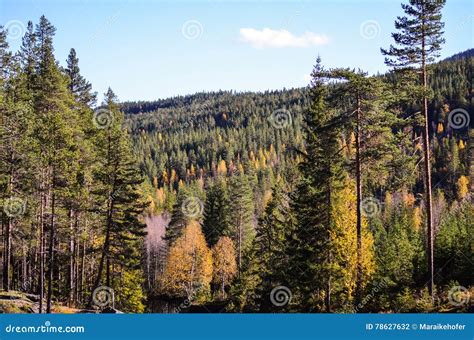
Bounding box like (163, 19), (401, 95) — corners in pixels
(31, 16), (79, 312)
(288, 58), (345, 312)
(65, 48), (96, 106)
(322, 68), (398, 304)
(251, 180), (292, 312)
(228, 174), (255, 274)
(202, 178), (230, 247)
(89, 88), (146, 308)
(165, 183), (204, 245)
(381, 0), (446, 298)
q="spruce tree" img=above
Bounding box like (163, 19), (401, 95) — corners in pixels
(252, 180), (292, 311)
(228, 174), (255, 275)
(288, 58), (344, 312)
(202, 178), (230, 247)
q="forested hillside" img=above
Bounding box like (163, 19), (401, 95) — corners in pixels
(125, 49), (473, 207)
(0, 0), (472, 314)
(128, 48), (473, 312)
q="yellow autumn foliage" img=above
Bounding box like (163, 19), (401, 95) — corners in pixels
(161, 221), (213, 298)
(457, 175), (469, 200)
(212, 236), (237, 299)
(437, 123), (444, 133)
(331, 178), (375, 303)
(217, 159), (227, 176)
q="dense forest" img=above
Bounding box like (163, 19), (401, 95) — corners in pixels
(0, 0), (472, 313)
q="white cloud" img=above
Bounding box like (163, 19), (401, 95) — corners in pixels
(239, 28), (329, 49)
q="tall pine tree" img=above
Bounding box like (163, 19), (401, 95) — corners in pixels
(381, 0), (446, 298)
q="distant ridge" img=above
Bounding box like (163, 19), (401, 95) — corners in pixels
(443, 48), (474, 61)
(121, 49), (473, 115)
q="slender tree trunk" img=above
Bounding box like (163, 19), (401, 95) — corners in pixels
(3, 218), (11, 291)
(3, 165), (15, 291)
(221, 274), (225, 298)
(325, 182), (332, 313)
(68, 209), (74, 306)
(39, 190), (44, 314)
(46, 187), (55, 313)
(79, 239), (85, 304)
(89, 200), (114, 307)
(89, 133), (115, 307)
(470, 129), (474, 193)
(106, 255), (110, 287)
(238, 213), (242, 276)
(355, 99), (363, 307)
(421, 23), (434, 299)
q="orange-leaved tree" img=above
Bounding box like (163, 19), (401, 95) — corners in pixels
(161, 221), (213, 301)
(212, 236), (237, 299)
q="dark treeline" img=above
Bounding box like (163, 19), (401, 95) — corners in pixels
(0, 0), (472, 314)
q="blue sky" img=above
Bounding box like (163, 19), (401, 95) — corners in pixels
(1, 0), (472, 102)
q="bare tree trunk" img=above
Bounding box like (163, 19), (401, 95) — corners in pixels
(46, 185), (55, 313)
(3, 218), (11, 291)
(325, 183), (332, 313)
(238, 221), (242, 276)
(39, 190), (45, 314)
(355, 98), (363, 307)
(3, 165), (14, 291)
(89, 200), (114, 307)
(421, 23), (434, 300)
(68, 209), (74, 306)
(79, 239), (85, 304)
